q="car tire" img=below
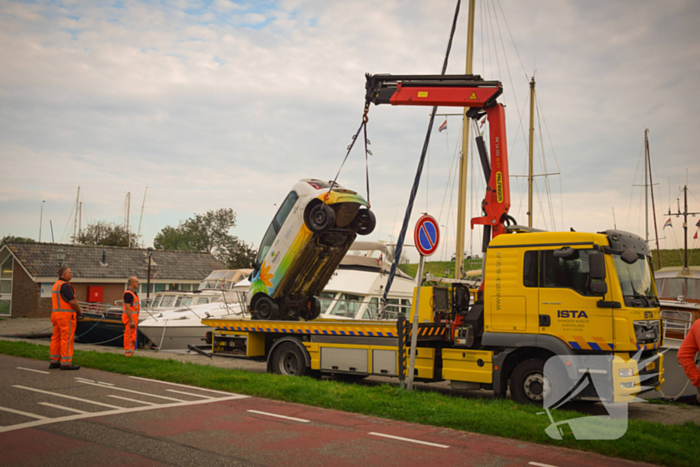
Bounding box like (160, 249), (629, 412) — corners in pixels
(306, 203), (335, 233)
(353, 209), (376, 235)
(271, 342), (307, 376)
(253, 296), (279, 320)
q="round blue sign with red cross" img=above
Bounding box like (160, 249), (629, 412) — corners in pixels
(414, 214), (440, 257)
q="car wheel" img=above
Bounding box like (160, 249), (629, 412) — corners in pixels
(353, 209), (376, 235)
(306, 203), (335, 233)
(271, 342), (307, 376)
(253, 296), (279, 320)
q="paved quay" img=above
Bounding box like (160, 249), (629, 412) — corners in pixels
(1, 317), (699, 427)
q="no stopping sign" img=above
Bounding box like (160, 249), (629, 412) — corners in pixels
(414, 215), (440, 257)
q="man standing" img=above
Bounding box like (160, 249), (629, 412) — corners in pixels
(677, 318), (700, 403)
(50, 267), (83, 370)
(122, 277), (140, 357)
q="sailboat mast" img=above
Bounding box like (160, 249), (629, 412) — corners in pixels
(72, 186), (80, 244)
(645, 129), (662, 269)
(39, 200), (44, 242)
(137, 186), (148, 248)
(644, 134), (649, 243)
(455, 0), (476, 279)
(528, 77), (535, 227)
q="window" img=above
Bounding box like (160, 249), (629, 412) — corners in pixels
(0, 253), (12, 316)
(363, 298), (379, 319)
(329, 293), (364, 318)
(318, 292), (336, 314)
(523, 251), (538, 287)
(256, 192), (298, 264)
(383, 298), (412, 320)
(542, 249), (596, 296)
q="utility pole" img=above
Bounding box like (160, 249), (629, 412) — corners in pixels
(527, 77), (536, 227)
(668, 170), (699, 275)
(39, 200), (45, 242)
(455, 0), (476, 280)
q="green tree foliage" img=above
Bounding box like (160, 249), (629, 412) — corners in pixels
(1, 235), (34, 244)
(154, 208), (257, 268)
(74, 221), (139, 247)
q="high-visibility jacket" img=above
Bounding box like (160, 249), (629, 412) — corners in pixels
(123, 290), (140, 313)
(52, 280), (76, 314)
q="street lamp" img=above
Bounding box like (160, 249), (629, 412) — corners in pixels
(56, 247), (66, 267)
(146, 247), (154, 300)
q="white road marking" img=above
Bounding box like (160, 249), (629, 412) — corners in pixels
(166, 389), (213, 399)
(529, 463), (558, 467)
(108, 395), (156, 406)
(75, 380), (184, 402)
(247, 410), (309, 423)
(128, 376), (242, 396)
(97, 381), (115, 386)
(368, 432), (450, 449)
(16, 367), (50, 375)
(13, 385), (122, 409)
(0, 405), (49, 420)
(75, 377), (95, 383)
(0, 394), (248, 434)
(38, 403), (88, 414)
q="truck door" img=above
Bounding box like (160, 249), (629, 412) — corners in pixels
(539, 248), (614, 352)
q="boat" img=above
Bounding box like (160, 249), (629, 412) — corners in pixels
(319, 241), (416, 320)
(75, 269), (251, 347)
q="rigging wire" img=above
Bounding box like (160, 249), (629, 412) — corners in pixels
(535, 92), (565, 230)
(535, 97), (556, 230)
(496, 0), (530, 81)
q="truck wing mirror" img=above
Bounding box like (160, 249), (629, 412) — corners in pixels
(621, 249), (638, 264)
(589, 252), (606, 280)
(591, 281), (608, 295)
(553, 247), (578, 259)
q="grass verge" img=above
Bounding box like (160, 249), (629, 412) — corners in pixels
(1, 340), (698, 466)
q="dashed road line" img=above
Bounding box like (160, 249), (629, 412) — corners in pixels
(529, 463), (558, 467)
(97, 381), (115, 386)
(16, 367), (50, 375)
(368, 432), (450, 449)
(247, 410), (310, 423)
(166, 389), (213, 399)
(38, 402), (89, 414)
(128, 376), (240, 396)
(75, 380), (184, 402)
(0, 405), (48, 420)
(107, 395), (157, 406)
(13, 385), (122, 409)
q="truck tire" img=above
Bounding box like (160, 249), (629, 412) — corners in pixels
(253, 296), (279, 320)
(306, 203), (335, 233)
(271, 342), (307, 376)
(510, 358), (567, 406)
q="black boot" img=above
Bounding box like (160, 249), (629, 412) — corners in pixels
(60, 365), (80, 371)
(49, 363), (61, 369)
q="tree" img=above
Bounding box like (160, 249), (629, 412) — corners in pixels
(1, 235), (34, 244)
(74, 221), (139, 247)
(154, 208), (257, 268)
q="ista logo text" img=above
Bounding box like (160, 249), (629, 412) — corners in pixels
(557, 310), (589, 319)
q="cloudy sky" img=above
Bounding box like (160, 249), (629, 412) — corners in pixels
(1, 0), (699, 262)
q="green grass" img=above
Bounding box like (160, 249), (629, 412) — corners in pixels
(1, 340), (698, 466)
(651, 248), (700, 270)
(399, 259), (483, 279)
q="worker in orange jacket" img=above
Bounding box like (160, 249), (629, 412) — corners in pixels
(677, 318), (700, 403)
(122, 276), (140, 357)
(50, 267), (83, 370)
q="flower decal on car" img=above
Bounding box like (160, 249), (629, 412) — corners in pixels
(250, 261), (274, 296)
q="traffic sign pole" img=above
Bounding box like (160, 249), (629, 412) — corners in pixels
(406, 255), (424, 392)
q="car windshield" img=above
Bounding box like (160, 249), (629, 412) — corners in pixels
(613, 254), (656, 299)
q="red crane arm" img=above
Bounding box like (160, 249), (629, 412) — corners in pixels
(365, 74), (512, 240)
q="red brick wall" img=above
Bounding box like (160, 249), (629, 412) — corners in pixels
(11, 261), (42, 318)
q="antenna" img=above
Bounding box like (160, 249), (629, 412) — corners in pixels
(137, 186), (148, 247)
(612, 207), (617, 230)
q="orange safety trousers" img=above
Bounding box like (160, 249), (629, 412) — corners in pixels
(50, 312), (76, 367)
(122, 313), (139, 357)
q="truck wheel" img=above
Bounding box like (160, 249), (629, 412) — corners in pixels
(254, 296), (279, 320)
(306, 203), (335, 233)
(510, 358), (567, 406)
(271, 342), (307, 376)
(353, 209), (376, 235)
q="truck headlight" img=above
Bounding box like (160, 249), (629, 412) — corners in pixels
(619, 368), (635, 378)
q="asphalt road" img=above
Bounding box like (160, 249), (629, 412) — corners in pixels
(0, 354), (656, 467)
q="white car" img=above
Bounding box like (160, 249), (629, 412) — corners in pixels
(248, 179), (375, 321)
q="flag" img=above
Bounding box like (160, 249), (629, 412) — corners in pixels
(439, 120), (447, 132)
(663, 218), (672, 229)
(695, 231), (698, 240)
(696, 219), (700, 228)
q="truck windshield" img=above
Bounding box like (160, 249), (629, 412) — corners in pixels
(613, 254), (657, 303)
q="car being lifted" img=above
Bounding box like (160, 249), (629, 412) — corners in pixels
(248, 179), (376, 321)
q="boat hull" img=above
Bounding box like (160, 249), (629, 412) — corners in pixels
(138, 325), (209, 351)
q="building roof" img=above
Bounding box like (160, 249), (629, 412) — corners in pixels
(2, 242), (224, 281)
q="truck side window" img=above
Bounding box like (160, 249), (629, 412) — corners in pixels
(523, 251), (538, 287)
(542, 249), (595, 296)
